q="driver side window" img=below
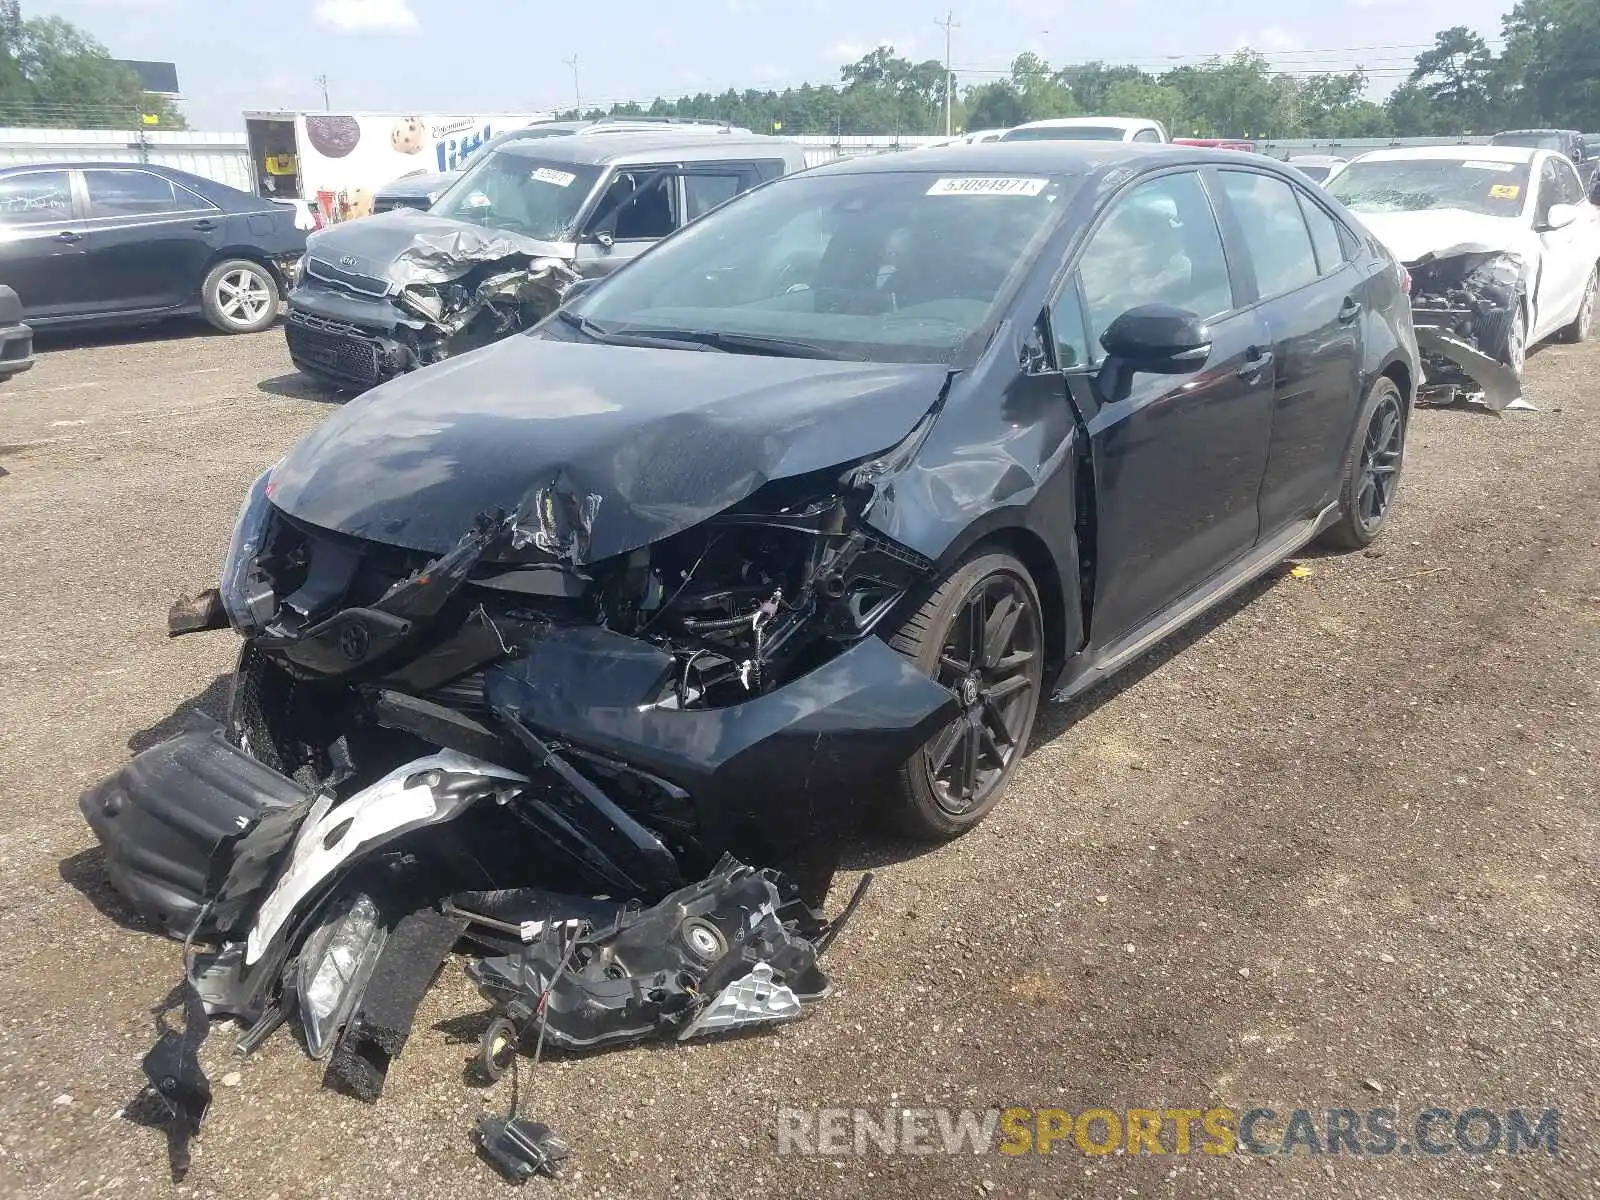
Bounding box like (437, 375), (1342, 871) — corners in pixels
(1076, 170), (1232, 359)
(587, 169), (680, 241)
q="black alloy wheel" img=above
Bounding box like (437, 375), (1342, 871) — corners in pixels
(883, 552), (1045, 839)
(1354, 390), (1404, 535)
(1320, 375), (1407, 550)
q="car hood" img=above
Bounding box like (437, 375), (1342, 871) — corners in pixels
(1354, 208), (1535, 268)
(267, 333), (950, 562)
(305, 207), (572, 289)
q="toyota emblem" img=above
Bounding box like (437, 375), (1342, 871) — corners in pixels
(337, 620), (371, 662)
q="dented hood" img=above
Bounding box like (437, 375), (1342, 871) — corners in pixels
(267, 334), (948, 560)
(1354, 209), (1535, 272)
(307, 207), (571, 289)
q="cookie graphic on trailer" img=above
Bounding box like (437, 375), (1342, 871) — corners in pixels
(391, 116), (427, 154)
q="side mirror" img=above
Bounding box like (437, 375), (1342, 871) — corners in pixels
(1099, 304), (1212, 374)
(1541, 202), (1580, 231)
(560, 276), (598, 305)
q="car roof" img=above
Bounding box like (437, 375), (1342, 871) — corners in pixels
(1008, 116), (1158, 132)
(804, 140), (1285, 179)
(493, 132), (802, 166)
(1287, 154), (1345, 165)
(0, 161), (271, 207)
(1351, 145), (1540, 165)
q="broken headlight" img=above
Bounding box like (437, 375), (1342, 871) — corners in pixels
(219, 467), (277, 635)
(297, 891), (387, 1059)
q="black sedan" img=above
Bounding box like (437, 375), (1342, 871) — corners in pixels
(81, 144), (1417, 1094)
(0, 162), (305, 335)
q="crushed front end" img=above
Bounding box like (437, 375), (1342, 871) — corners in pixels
(286, 228), (580, 390)
(80, 449), (947, 1155)
(1406, 248), (1525, 410)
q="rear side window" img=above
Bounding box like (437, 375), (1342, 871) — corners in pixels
(85, 170), (183, 218)
(683, 172), (745, 221)
(1220, 170), (1318, 297)
(1296, 193), (1346, 276)
(1133, 128), (1162, 143)
(0, 171), (73, 224)
(1077, 170), (1233, 352)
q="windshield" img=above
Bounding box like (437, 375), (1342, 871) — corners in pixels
(566, 170), (1075, 364)
(1490, 133), (1563, 152)
(1325, 158), (1530, 218)
(1004, 125), (1126, 142)
(430, 149), (602, 239)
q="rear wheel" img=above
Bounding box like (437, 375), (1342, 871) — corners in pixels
(1558, 267), (1597, 343)
(202, 258), (279, 334)
(882, 552), (1045, 840)
(1319, 375), (1406, 551)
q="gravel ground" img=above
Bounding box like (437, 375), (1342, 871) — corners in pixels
(0, 320), (1596, 1200)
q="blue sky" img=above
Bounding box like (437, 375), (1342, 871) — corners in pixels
(36, 0), (1517, 130)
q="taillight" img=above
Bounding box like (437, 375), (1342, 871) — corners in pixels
(1398, 264), (1411, 296)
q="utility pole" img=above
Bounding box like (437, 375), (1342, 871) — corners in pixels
(563, 55), (582, 117)
(935, 9), (959, 136)
(314, 74), (330, 110)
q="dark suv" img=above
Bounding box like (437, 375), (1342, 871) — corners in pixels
(285, 131), (806, 389)
(1491, 129), (1594, 185)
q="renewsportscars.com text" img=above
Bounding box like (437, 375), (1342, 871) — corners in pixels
(776, 1106), (1559, 1158)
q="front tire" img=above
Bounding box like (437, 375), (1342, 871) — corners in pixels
(881, 551), (1045, 840)
(1319, 375), (1406, 551)
(202, 258), (280, 334)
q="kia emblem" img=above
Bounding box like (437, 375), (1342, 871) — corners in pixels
(339, 254), (360, 268)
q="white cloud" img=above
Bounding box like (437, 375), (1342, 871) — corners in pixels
(1253, 26), (1306, 53)
(312, 0), (419, 33)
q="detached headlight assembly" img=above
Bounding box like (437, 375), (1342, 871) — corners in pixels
(219, 467), (278, 635)
(298, 891), (388, 1060)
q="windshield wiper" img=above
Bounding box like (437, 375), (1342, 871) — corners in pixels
(611, 327), (838, 359)
(553, 308), (614, 343)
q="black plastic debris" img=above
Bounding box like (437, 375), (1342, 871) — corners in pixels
(323, 904), (470, 1102)
(140, 980), (212, 1181)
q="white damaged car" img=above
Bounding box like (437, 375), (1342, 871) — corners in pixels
(1326, 144), (1600, 408)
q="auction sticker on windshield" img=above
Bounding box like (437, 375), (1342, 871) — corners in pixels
(1489, 184), (1522, 199)
(531, 167), (578, 187)
(927, 177), (1049, 197)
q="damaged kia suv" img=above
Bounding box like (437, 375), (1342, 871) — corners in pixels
(284, 130), (805, 389)
(82, 143), (1417, 1145)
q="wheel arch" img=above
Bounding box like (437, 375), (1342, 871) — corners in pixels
(920, 517), (1077, 685)
(202, 247), (288, 289)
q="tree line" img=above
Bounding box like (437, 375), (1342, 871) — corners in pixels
(0, 1), (185, 130)
(0, 0), (1593, 138)
(579, 0), (1597, 140)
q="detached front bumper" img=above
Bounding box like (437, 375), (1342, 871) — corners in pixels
(284, 283), (417, 389)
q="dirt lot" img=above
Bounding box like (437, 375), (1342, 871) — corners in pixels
(0, 322), (1596, 1200)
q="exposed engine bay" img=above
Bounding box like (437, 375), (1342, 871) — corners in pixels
(1406, 247), (1525, 411)
(390, 255), (581, 367)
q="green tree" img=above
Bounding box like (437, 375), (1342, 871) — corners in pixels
(1103, 79), (1187, 134)
(1498, 0), (1600, 129)
(1407, 26), (1498, 132)
(1162, 51), (1301, 138)
(1060, 61), (1152, 113)
(0, 6), (185, 129)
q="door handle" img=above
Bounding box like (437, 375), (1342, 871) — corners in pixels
(1237, 346), (1274, 380)
(54, 230), (83, 243)
(1337, 296), (1362, 323)
(192, 219), (218, 231)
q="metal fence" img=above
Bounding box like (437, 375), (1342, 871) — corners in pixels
(0, 127), (1500, 191)
(0, 128), (253, 191)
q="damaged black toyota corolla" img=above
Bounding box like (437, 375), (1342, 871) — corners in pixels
(82, 144), (1417, 1160)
